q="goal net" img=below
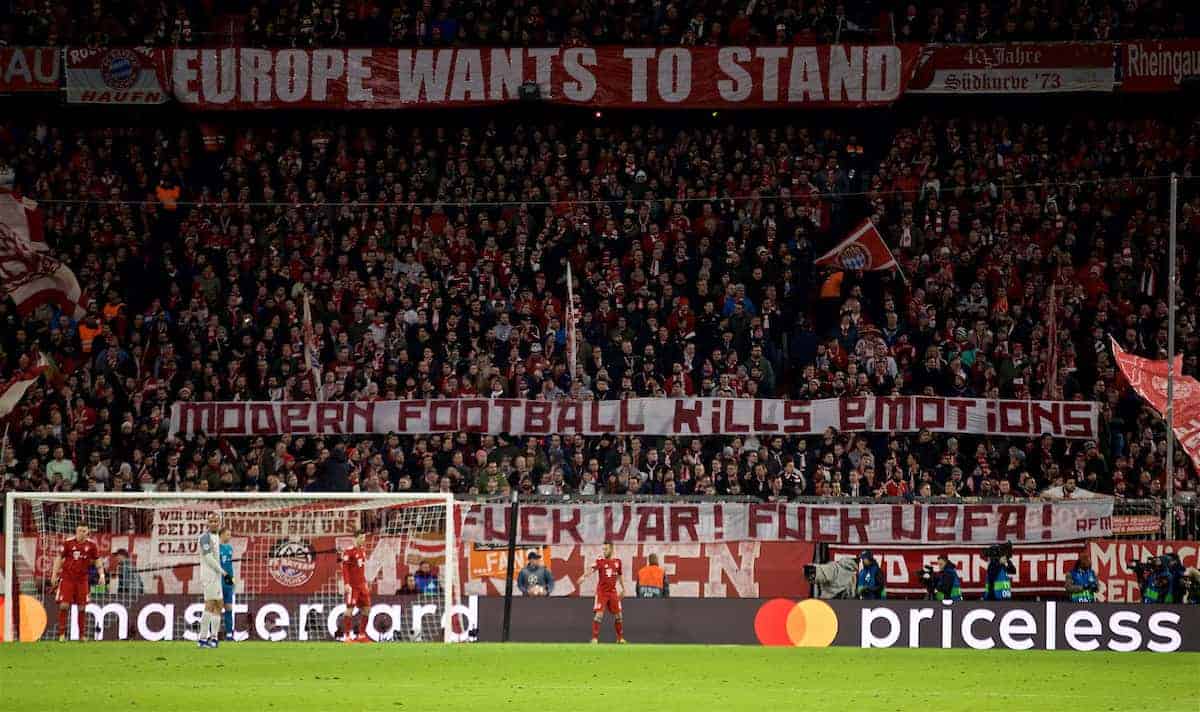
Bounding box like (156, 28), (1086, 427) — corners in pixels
(3, 493), (463, 643)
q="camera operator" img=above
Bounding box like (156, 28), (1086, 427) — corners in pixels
(983, 543), (1016, 601)
(855, 550), (886, 600)
(1137, 555), (1172, 603)
(933, 554), (962, 602)
(1064, 551), (1099, 603)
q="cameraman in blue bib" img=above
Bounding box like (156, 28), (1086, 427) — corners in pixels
(983, 542), (1016, 601)
(1065, 550), (1099, 603)
(855, 550), (886, 600)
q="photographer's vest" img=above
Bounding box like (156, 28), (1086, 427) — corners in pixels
(935, 568), (962, 601)
(637, 564), (665, 598)
(1068, 567), (1096, 603)
(1143, 579), (1165, 603)
(987, 565), (1012, 601)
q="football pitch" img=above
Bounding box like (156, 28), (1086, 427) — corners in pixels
(0, 642), (1192, 710)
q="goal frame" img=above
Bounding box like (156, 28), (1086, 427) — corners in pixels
(3, 491), (458, 643)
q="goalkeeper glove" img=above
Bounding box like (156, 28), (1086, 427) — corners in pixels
(223, 574), (234, 586)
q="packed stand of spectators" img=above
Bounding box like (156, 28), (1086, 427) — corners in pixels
(4, 0), (1198, 47)
(0, 104), (1198, 506)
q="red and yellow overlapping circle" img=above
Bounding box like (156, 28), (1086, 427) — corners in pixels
(753, 598), (838, 647)
(0, 595), (49, 642)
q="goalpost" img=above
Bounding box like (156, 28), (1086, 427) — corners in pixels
(3, 492), (461, 643)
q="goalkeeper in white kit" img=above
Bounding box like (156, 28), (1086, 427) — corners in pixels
(197, 512), (230, 648)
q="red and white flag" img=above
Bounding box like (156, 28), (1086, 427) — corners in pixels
(0, 353), (48, 419)
(566, 263), (578, 384)
(0, 190), (87, 319)
(302, 290), (323, 401)
(815, 219), (901, 275)
(1111, 337), (1200, 472)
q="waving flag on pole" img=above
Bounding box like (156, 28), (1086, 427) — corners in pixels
(566, 263), (578, 384)
(1111, 337), (1200, 472)
(0, 190), (86, 319)
(0, 352), (48, 419)
(815, 219), (905, 282)
(302, 290), (323, 401)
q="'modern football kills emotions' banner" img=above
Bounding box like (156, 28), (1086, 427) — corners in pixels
(65, 47), (167, 104)
(170, 397), (1099, 438)
(457, 500), (1114, 545)
(168, 45), (922, 109)
(910, 43), (1114, 93)
(1119, 39), (1200, 92)
(461, 541), (813, 599)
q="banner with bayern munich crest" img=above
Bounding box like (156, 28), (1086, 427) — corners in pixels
(64, 47), (167, 104)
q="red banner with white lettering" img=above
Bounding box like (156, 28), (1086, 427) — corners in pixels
(170, 397), (1099, 439)
(0, 48), (59, 92)
(827, 542), (1084, 597)
(1119, 40), (1200, 92)
(910, 42), (1114, 94)
(167, 45), (922, 109)
(458, 501), (1114, 546)
(1088, 540), (1199, 603)
(461, 541), (813, 598)
(65, 47), (167, 104)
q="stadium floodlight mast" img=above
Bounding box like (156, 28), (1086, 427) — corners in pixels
(4, 491), (459, 643)
(1166, 173), (1177, 540)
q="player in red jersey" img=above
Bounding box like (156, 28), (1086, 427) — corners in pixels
(51, 524), (105, 641)
(591, 541), (626, 644)
(339, 529), (372, 642)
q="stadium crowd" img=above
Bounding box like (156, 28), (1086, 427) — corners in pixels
(0, 100), (1198, 504)
(4, 0), (1197, 47)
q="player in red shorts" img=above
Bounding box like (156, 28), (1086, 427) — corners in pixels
(51, 524), (105, 641)
(339, 529), (372, 643)
(591, 541), (626, 644)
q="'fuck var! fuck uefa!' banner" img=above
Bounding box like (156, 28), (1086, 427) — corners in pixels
(170, 397), (1098, 438)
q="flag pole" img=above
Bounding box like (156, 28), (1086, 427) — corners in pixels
(1166, 174), (1177, 539)
(566, 263), (578, 386)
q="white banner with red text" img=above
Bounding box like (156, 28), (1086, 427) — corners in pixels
(910, 42), (1114, 93)
(65, 47), (167, 104)
(457, 500), (1113, 546)
(169, 397), (1099, 439)
(167, 45), (922, 109)
(827, 542), (1085, 597)
(462, 541), (813, 599)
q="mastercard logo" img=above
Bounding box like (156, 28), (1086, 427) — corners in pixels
(0, 595), (49, 642)
(754, 598), (839, 647)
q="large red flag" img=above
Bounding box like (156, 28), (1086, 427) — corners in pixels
(815, 219), (901, 274)
(1111, 337), (1200, 472)
(0, 190), (86, 319)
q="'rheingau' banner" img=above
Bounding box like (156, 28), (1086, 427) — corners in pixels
(170, 397), (1099, 438)
(168, 45), (922, 109)
(458, 500), (1114, 545)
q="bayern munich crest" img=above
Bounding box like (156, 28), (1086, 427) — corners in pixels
(268, 539), (317, 587)
(100, 49), (140, 90)
(838, 244), (871, 270)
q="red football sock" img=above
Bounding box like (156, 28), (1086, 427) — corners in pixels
(615, 620), (624, 640)
(58, 607), (69, 638)
(591, 620), (600, 638)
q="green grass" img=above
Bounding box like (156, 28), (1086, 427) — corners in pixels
(1, 642), (1194, 710)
